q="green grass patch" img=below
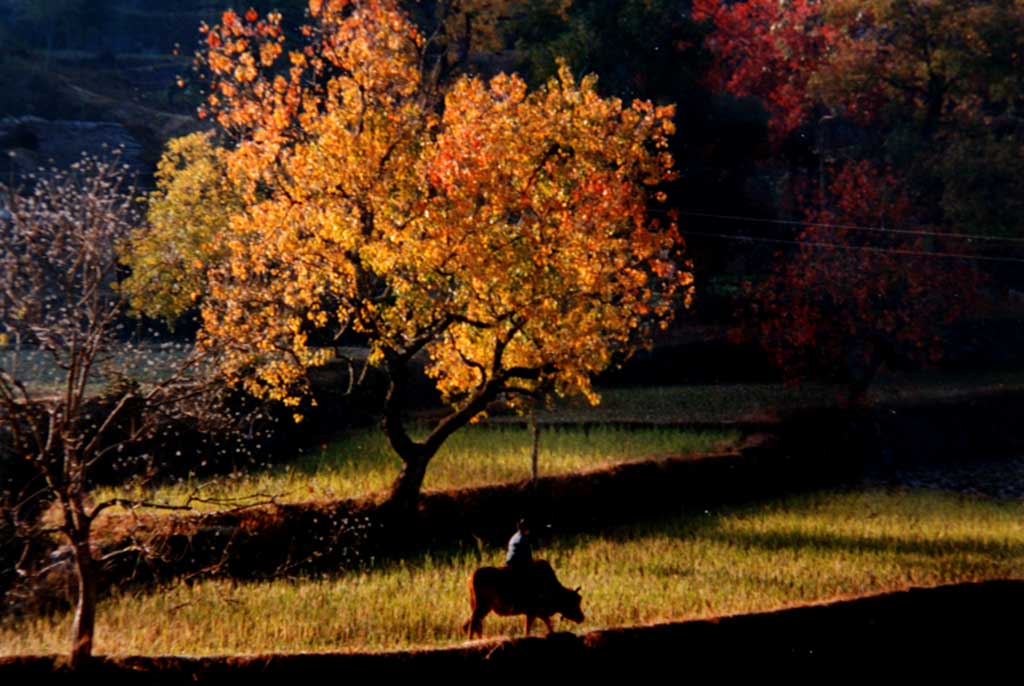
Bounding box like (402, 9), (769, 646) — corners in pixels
(6, 488), (1022, 656)
(0, 345), (193, 396)
(535, 369), (1024, 424)
(96, 426), (737, 509)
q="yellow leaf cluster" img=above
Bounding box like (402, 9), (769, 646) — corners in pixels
(120, 132), (241, 325)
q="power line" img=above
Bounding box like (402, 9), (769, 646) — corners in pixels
(675, 210), (1024, 245)
(680, 229), (1024, 265)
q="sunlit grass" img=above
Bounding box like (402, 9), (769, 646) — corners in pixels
(94, 426), (737, 510)
(6, 488), (1022, 656)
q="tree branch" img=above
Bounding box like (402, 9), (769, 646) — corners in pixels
(87, 497), (194, 522)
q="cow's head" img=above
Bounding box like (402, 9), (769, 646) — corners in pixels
(559, 586), (585, 623)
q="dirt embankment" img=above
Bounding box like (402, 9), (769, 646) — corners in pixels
(1, 580), (1020, 679)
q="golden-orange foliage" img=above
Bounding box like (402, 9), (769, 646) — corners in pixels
(132, 1), (690, 460)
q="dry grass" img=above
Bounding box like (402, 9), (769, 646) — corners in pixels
(5, 488), (1022, 656)
(94, 425), (738, 510)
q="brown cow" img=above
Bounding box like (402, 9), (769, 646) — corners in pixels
(462, 560), (584, 638)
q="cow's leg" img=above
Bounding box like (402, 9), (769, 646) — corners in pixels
(525, 615), (535, 636)
(542, 615), (555, 634)
(469, 607), (488, 639)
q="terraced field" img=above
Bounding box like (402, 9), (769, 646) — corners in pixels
(6, 488), (1022, 655)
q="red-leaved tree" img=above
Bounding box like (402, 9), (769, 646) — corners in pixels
(692, 0), (833, 143)
(749, 162), (984, 401)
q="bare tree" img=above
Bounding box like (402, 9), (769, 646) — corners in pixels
(0, 155), (232, 668)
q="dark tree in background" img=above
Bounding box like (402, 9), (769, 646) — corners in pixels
(694, 0), (1020, 385)
(696, 0), (1024, 241)
(746, 161), (984, 401)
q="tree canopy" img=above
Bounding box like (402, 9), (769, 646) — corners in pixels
(695, 0), (1008, 390)
(695, 0), (1024, 235)
(125, 0), (689, 509)
(745, 161), (984, 398)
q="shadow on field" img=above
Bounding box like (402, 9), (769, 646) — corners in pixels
(1, 580), (1020, 679)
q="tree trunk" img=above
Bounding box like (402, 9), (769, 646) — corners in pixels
(845, 346), (885, 408)
(387, 448), (431, 516)
(380, 349), (501, 514)
(68, 536), (96, 669)
(381, 354), (431, 515)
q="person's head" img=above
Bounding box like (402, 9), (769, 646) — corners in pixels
(517, 518), (531, 535)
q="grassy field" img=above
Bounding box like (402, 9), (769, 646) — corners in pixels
(94, 426), (738, 510)
(87, 365), (1024, 512)
(0, 344), (193, 396)
(7, 488), (1022, 656)
(521, 369), (1024, 425)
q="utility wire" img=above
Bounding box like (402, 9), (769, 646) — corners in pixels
(680, 229), (1024, 265)
(675, 210), (1024, 244)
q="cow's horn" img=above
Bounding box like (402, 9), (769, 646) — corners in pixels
(574, 586), (582, 593)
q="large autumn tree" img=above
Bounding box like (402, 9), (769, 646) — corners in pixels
(124, 0), (688, 512)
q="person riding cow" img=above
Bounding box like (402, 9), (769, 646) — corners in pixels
(505, 518), (540, 606)
(462, 519), (584, 638)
